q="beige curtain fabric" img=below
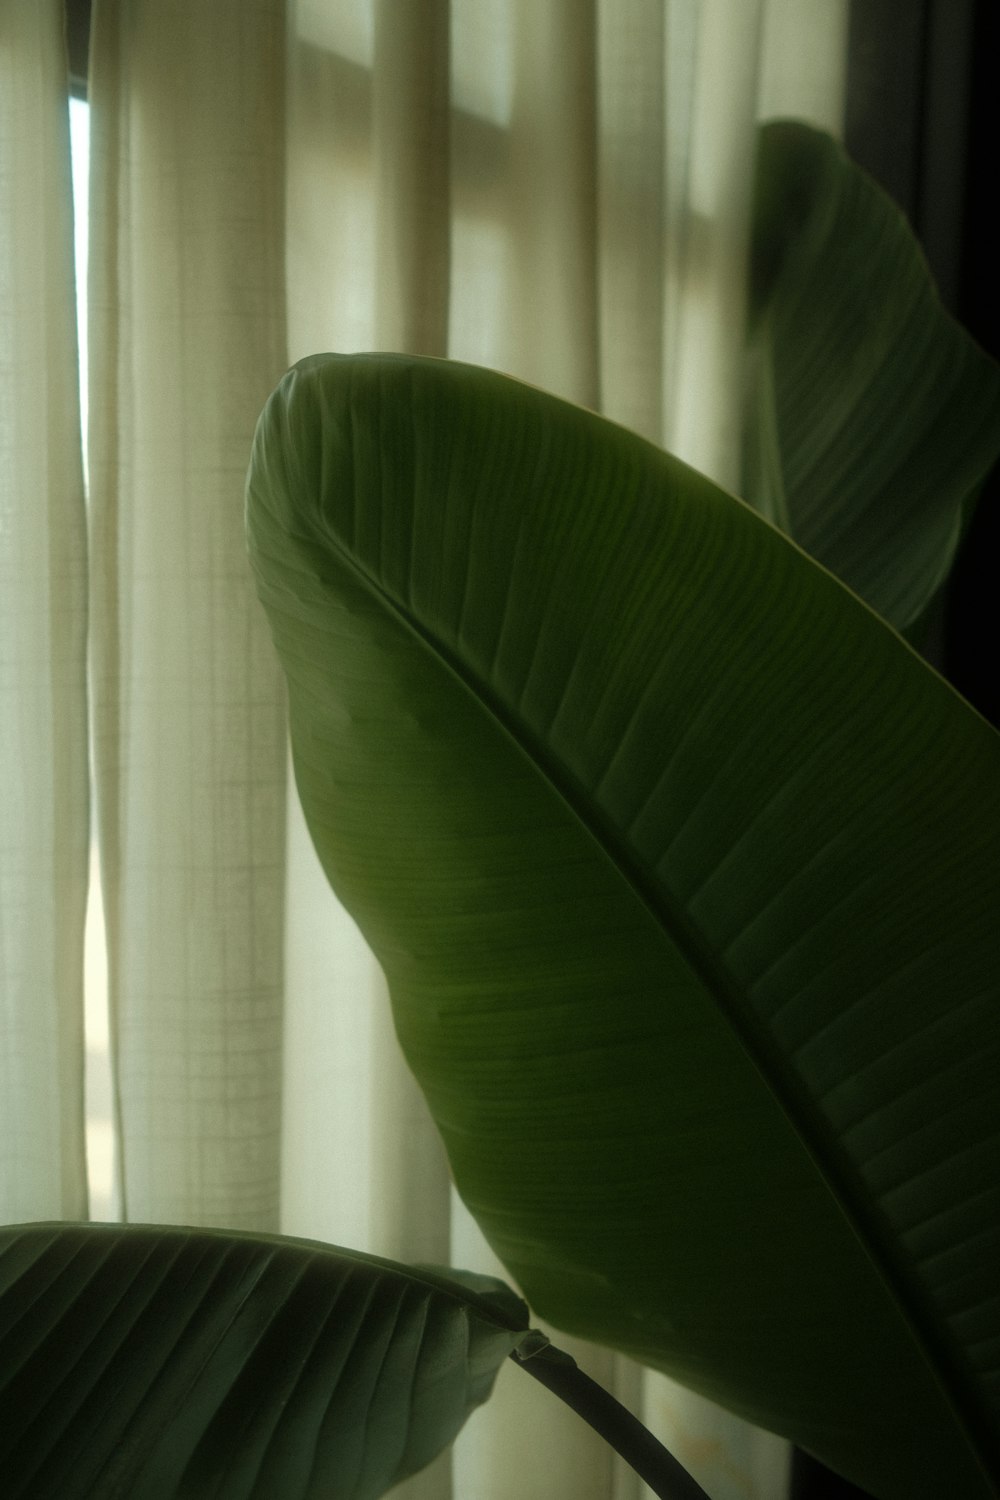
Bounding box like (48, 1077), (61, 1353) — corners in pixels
(0, 0), (89, 1222)
(87, 0), (288, 1227)
(1, 0), (849, 1495)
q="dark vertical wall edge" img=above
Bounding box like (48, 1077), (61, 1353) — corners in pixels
(943, 0), (998, 726)
(845, 0), (996, 727)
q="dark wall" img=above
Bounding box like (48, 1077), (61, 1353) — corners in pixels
(845, 0), (997, 727)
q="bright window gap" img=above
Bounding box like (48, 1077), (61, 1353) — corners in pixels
(70, 94), (118, 1222)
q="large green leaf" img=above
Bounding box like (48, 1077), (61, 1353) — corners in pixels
(0, 1222), (528, 1498)
(247, 352), (1000, 1499)
(744, 120), (1000, 630)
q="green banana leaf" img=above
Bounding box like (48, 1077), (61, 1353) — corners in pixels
(744, 120), (1000, 631)
(0, 1222), (528, 1499)
(247, 351), (1000, 1500)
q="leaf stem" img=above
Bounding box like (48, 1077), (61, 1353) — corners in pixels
(510, 1340), (712, 1500)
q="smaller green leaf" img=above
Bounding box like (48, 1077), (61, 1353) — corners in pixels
(745, 119), (1000, 630)
(0, 1222), (529, 1500)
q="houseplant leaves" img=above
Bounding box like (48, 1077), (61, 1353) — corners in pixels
(0, 1222), (528, 1498)
(247, 351), (1000, 1499)
(744, 119), (1000, 631)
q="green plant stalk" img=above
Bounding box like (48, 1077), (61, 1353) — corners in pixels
(512, 1339), (712, 1500)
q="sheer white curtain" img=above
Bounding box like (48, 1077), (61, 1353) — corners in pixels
(0, 0), (89, 1224)
(0, 1), (849, 1496)
(87, 0), (288, 1229)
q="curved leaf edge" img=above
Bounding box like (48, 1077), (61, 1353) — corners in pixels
(746, 118), (1000, 630)
(0, 1221), (532, 1339)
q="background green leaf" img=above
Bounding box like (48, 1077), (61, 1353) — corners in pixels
(0, 1222), (528, 1499)
(247, 352), (1000, 1499)
(744, 119), (1000, 630)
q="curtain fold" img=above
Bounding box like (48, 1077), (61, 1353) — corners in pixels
(280, 2), (456, 1296)
(667, 0), (765, 489)
(0, 0), (89, 1223)
(373, 0), (451, 354)
(450, 0), (600, 406)
(87, 0), (289, 1228)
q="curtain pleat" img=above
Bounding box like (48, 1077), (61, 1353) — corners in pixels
(0, 0), (89, 1223)
(368, 0), (456, 1282)
(451, 0), (600, 407)
(373, 0), (451, 353)
(281, 5), (383, 1261)
(87, 0), (288, 1228)
(281, 6), (455, 1306)
(596, 0), (672, 445)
